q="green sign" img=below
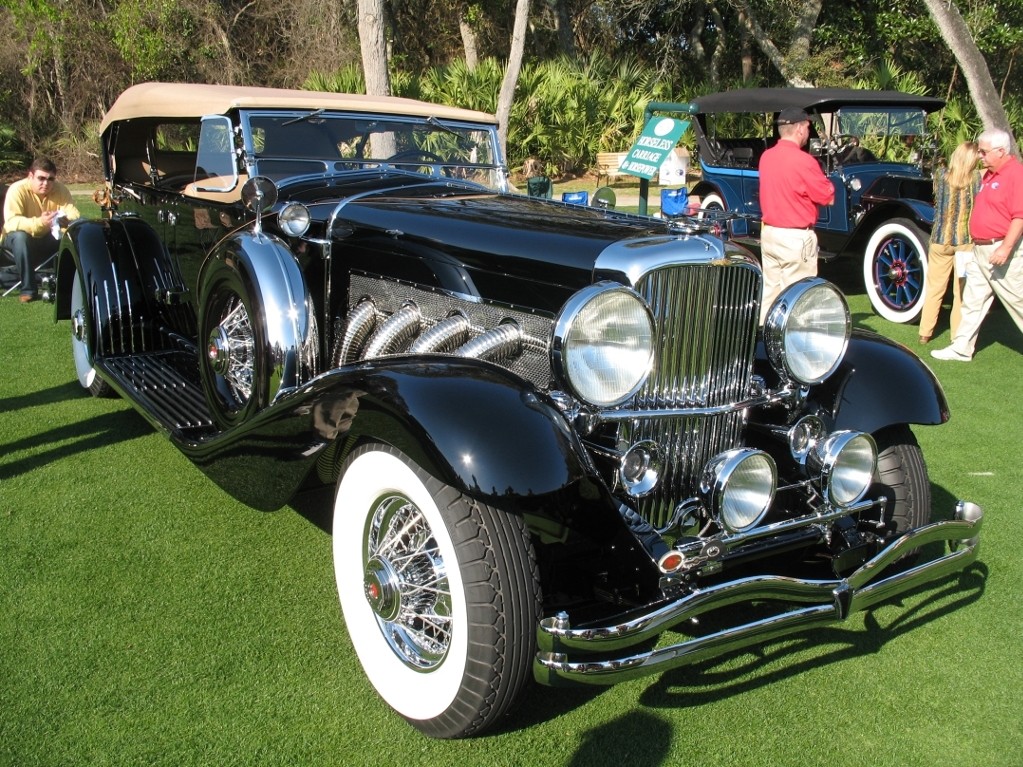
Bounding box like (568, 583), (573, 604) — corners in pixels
(620, 117), (690, 180)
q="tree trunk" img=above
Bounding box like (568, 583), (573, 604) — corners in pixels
(497, 0), (530, 156)
(737, 7), (753, 83)
(790, 0), (822, 64)
(920, 0), (1017, 154)
(708, 3), (726, 90)
(689, 1), (707, 76)
(552, 0), (576, 58)
(357, 0), (391, 97)
(730, 0), (815, 87)
(459, 10), (479, 70)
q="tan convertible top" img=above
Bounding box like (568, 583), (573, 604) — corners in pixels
(101, 82), (497, 133)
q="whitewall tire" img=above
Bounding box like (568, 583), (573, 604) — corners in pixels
(332, 443), (539, 738)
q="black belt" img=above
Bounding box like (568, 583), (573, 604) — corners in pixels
(973, 238), (1002, 246)
(765, 223), (814, 230)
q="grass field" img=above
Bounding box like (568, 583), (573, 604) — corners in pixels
(2, 235), (1021, 766)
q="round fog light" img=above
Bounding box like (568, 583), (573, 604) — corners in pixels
(279, 202), (311, 236)
(807, 431), (877, 507)
(788, 415), (825, 462)
(701, 449), (777, 533)
(619, 440), (662, 497)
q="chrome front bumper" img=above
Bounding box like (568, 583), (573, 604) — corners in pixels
(534, 501), (983, 686)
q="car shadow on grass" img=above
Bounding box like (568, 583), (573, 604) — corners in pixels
(288, 484), (335, 533)
(0, 380), (86, 413)
(0, 408), (152, 481)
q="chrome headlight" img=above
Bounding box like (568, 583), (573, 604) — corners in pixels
(278, 202), (311, 236)
(553, 282), (654, 407)
(700, 449), (777, 533)
(806, 431), (877, 507)
(764, 278), (850, 385)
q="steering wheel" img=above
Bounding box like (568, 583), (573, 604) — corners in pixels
(829, 134), (859, 152)
(387, 149), (445, 165)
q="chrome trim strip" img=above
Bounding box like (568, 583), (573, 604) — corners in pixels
(534, 502), (982, 685)
(594, 388), (793, 421)
(674, 495), (877, 556)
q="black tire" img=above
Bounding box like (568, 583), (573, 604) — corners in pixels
(870, 424), (931, 536)
(198, 261), (266, 429)
(332, 443), (540, 739)
(70, 269), (113, 398)
(862, 218), (929, 324)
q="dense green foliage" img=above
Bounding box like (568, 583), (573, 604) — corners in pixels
(1, 0), (1021, 177)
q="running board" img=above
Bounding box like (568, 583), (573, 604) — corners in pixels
(99, 351), (215, 434)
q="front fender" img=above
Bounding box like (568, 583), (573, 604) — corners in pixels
(178, 358), (604, 516)
(814, 329), (949, 433)
(845, 200), (932, 256)
(332, 360), (600, 506)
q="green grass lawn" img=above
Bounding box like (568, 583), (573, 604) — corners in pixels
(1, 251), (1021, 766)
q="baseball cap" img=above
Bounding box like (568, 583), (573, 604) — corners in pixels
(777, 107), (810, 125)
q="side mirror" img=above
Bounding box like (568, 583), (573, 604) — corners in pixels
(241, 176), (278, 234)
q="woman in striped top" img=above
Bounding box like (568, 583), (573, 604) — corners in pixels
(919, 141), (981, 344)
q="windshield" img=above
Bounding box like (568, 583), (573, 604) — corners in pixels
(243, 111), (504, 189)
(833, 107), (929, 163)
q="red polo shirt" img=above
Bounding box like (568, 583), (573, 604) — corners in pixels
(758, 140), (834, 228)
(970, 155), (1023, 240)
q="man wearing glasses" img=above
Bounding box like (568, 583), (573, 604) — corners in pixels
(932, 129), (1023, 361)
(2, 158), (80, 303)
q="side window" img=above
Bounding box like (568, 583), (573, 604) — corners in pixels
(195, 116), (238, 191)
(153, 122), (200, 184)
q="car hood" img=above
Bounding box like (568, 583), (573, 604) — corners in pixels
(293, 178), (671, 296)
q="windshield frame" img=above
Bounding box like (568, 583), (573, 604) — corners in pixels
(237, 109), (508, 191)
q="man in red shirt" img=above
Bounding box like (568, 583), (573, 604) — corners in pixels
(758, 107), (835, 323)
(932, 128), (1023, 361)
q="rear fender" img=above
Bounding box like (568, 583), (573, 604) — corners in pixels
(54, 219), (154, 356)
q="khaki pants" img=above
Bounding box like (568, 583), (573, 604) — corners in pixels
(919, 241), (965, 340)
(760, 225), (818, 324)
(948, 240), (1023, 357)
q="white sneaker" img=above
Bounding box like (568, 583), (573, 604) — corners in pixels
(930, 346), (972, 362)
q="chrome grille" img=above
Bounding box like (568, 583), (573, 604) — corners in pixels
(627, 262), (761, 530)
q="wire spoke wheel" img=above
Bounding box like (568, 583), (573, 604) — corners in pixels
(207, 295), (255, 409)
(364, 493), (453, 670)
(70, 269), (113, 397)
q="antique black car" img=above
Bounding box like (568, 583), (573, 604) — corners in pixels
(50, 82), (982, 739)
(684, 88), (945, 324)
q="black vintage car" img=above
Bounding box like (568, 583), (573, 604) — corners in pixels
(51, 83), (982, 739)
